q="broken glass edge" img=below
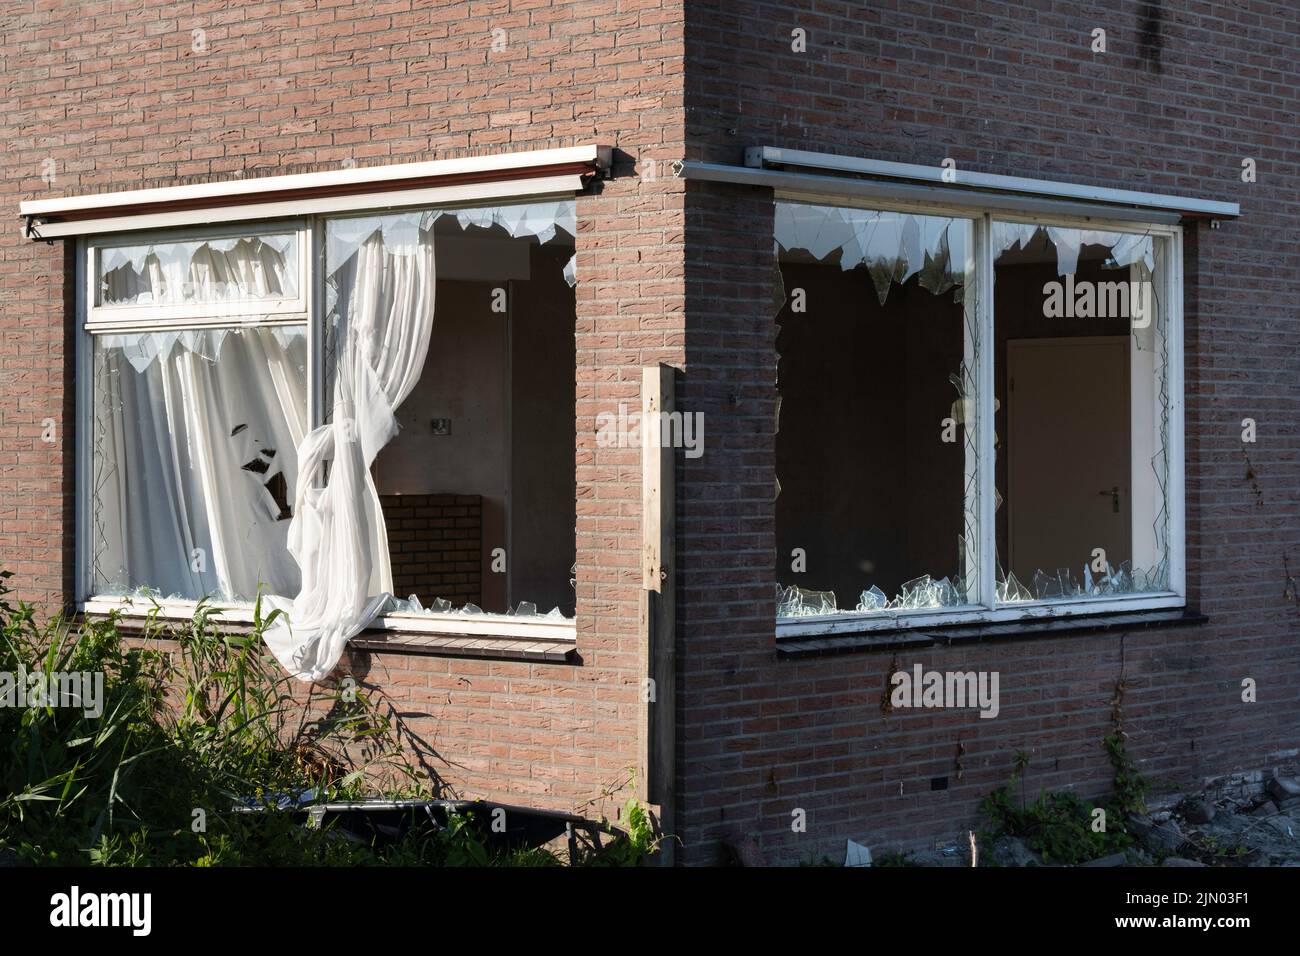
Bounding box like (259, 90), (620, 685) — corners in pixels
(774, 202), (974, 306)
(325, 198), (577, 276)
(989, 224), (1172, 598)
(86, 587), (575, 625)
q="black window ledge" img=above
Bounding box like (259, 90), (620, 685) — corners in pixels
(776, 608), (1207, 659)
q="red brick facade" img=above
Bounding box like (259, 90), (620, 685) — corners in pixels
(380, 493), (483, 608)
(1, 0), (684, 839)
(678, 0), (1300, 863)
(2, 1), (1297, 865)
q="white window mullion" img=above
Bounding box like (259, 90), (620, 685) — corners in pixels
(307, 218), (323, 431)
(976, 213), (998, 609)
(1168, 228), (1187, 598)
(75, 237), (92, 602)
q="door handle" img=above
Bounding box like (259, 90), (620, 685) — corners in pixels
(1098, 486), (1120, 513)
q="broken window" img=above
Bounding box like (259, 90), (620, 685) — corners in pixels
(86, 225), (309, 606)
(321, 202), (577, 625)
(90, 326), (307, 602)
(775, 201), (1182, 627)
(93, 230), (302, 311)
(775, 203), (981, 617)
(993, 221), (1170, 604)
(82, 204), (578, 679)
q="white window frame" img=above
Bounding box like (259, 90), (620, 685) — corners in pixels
(775, 196), (1186, 637)
(85, 220), (310, 330)
(74, 205), (580, 644)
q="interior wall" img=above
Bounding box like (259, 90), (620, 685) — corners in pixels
(775, 261), (965, 605)
(373, 277), (508, 611)
(509, 243), (578, 615)
(371, 237), (577, 615)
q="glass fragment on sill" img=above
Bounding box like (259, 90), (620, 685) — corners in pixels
(996, 570), (1033, 604)
(1012, 559), (1171, 604)
(1031, 567), (1076, 601)
(379, 594), (571, 621)
(778, 574), (970, 620)
(856, 585), (888, 612)
(891, 574), (965, 610)
(776, 584), (837, 617)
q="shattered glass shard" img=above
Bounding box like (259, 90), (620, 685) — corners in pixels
(775, 205), (971, 303)
(857, 585), (888, 612)
(997, 570), (1033, 603)
(772, 259), (787, 312)
(776, 584), (838, 617)
(886, 574), (964, 610)
(868, 259), (897, 305)
(1031, 569), (1066, 600)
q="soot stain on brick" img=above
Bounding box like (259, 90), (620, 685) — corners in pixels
(1138, 1), (1163, 73)
(880, 653), (901, 717)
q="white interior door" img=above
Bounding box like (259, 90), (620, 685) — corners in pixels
(1007, 335), (1130, 585)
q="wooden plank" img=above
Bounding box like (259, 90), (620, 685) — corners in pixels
(640, 364), (677, 865)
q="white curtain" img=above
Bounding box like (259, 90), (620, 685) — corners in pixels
(93, 325), (308, 601)
(100, 235), (297, 306)
(262, 224), (436, 681)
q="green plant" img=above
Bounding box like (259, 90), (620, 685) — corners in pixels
(0, 572), (635, 867)
(580, 795), (661, 866)
(1104, 679), (1149, 817)
(979, 760), (1134, 865)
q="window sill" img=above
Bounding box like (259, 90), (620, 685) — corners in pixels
(775, 606), (1207, 659)
(78, 599), (578, 665)
(350, 629), (576, 663)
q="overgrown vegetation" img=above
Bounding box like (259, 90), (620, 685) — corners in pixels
(979, 683), (1150, 866)
(0, 571), (654, 867)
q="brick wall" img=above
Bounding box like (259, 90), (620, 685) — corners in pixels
(380, 493), (482, 607)
(6, 0), (1299, 868)
(0, 0), (684, 825)
(678, 0), (1300, 863)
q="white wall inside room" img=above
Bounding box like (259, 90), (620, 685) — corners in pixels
(371, 223), (577, 616)
(373, 278), (509, 611)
